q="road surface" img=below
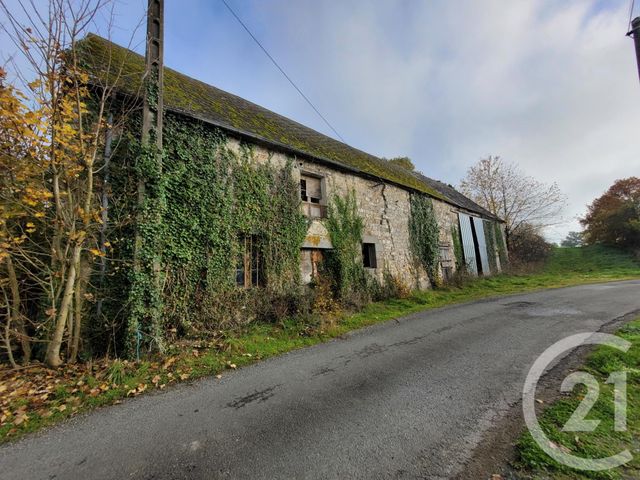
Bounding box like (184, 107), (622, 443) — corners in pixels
(2, 280), (639, 479)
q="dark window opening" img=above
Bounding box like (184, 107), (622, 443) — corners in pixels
(300, 179), (308, 202)
(362, 243), (377, 269)
(236, 235), (263, 288)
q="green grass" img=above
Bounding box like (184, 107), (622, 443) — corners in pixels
(1, 245), (638, 443)
(515, 318), (640, 479)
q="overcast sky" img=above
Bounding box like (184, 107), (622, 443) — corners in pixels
(2, 0), (639, 241)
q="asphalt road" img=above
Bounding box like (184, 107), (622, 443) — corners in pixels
(2, 280), (640, 480)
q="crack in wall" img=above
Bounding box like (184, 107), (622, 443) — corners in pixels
(380, 183), (396, 249)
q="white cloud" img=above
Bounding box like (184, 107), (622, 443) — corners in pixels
(243, 0), (640, 242)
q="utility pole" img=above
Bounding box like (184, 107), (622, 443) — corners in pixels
(142, 0), (164, 150)
(130, 0), (165, 357)
(629, 16), (640, 83)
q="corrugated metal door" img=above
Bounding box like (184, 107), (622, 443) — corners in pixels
(458, 213), (478, 276)
(474, 218), (491, 275)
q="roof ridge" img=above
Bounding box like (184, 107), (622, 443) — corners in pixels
(78, 33), (502, 219)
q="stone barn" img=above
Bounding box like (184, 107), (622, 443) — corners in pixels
(80, 34), (507, 339)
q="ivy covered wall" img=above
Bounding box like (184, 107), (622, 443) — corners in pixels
(106, 113), (307, 353)
(408, 194), (440, 286)
(100, 109), (505, 356)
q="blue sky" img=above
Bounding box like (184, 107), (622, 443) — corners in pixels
(2, 0), (639, 241)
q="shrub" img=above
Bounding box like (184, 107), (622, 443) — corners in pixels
(508, 224), (553, 266)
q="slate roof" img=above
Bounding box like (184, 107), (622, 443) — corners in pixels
(79, 34), (498, 220)
(412, 173), (501, 221)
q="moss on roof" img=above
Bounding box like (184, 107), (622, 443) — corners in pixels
(412, 172), (502, 221)
(78, 34), (455, 201)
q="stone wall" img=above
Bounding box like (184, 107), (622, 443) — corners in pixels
(226, 137), (493, 290)
(296, 156), (429, 288)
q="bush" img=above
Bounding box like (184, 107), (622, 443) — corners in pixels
(509, 224), (553, 266)
(374, 269), (412, 300)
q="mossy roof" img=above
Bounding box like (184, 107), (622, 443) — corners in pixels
(413, 173), (502, 221)
(78, 33), (497, 217)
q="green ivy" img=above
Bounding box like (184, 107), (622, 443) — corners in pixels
(409, 194), (440, 285)
(451, 224), (464, 271)
(127, 67), (168, 356)
(325, 190), (367, 300)
(483, 220), (498, 274)
(124, 113), (307, 352)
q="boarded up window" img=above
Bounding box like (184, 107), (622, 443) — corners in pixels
(236, 235), (263, 288)
(362, 243), (377, 269)
(300, 174), (326, 218)
(300, 175), (322, 203)
(439, 243), (452, 263)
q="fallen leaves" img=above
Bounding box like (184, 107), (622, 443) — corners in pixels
(162, 357), (176, 370)
(13, 413), (28, 425)
(126, 384), (147, 397)
(0, 336), (251, 439)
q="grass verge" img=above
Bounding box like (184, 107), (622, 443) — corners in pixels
(515, 317), (640, 479)
(1, 245), (639, 443)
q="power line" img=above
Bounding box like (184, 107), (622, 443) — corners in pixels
(220, 0), (346, 142)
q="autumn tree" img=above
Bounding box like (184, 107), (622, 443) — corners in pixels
(0, 0), (137, 367)
(580, 177), (640, 249)
(0, 68), (48, 366)
(459, 156), (566, 247)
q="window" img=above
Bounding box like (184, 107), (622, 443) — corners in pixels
(362, 243), (377, 269)
(236, 235), (263, 288)
(300, 174), (326, 218)
(439, 243), (452, 263)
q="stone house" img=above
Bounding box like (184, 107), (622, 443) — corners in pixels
(83, 34), (506, 298)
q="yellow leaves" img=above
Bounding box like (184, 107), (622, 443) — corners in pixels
(88, 248), (105, 257)
(127, 384), (147, 397)
(68, 230), (86, 242)
(13, 413), (28, 425)
(11, 236), (26, 245)
(162, 357), (177, 370)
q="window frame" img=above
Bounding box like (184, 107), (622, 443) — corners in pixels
(236, 235), (263, 288)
